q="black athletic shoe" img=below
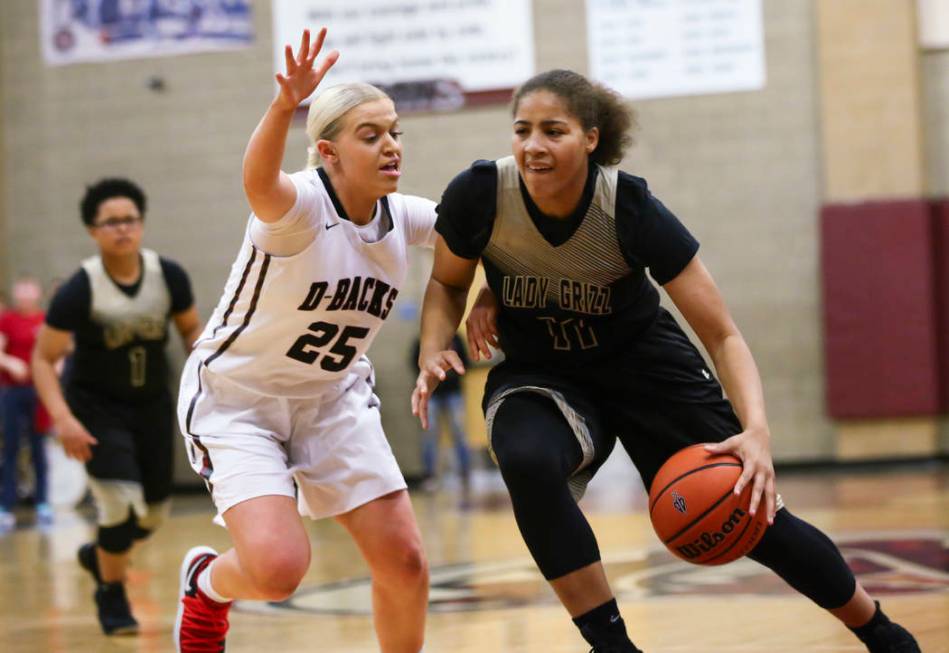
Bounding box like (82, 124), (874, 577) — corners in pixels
(850, 602), (921, 653)
(855, 621), (921, 653)
(94, 582), (139, 636)
(77, 542), (102, 586)
(582, 628), (643, 653)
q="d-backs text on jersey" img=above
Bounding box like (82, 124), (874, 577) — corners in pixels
(296, 276), (398, 318)
(285, 276), (399, 373)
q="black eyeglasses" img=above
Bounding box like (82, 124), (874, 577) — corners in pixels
(93, 216), (142, 230)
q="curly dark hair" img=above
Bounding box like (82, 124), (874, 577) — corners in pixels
(80, 178), (147, 226)
(512, 69), (636, 167)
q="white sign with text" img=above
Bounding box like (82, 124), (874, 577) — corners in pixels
(273, 0), (534, 102)
(587, 0), (765, 100)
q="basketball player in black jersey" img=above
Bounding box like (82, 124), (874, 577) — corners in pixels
(32, 178), (202, 636)
(413, 70), (919, 653)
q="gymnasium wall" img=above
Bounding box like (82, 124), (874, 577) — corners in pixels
(923, 51), (949, 197)
(0, 0), (942, 486)
(0, 42), (6, 295)
(922, 50), (949, 454)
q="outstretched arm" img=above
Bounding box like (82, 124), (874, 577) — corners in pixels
(664, 255), (775, 523)
(243, 28), (339, 223)
(412, 237), (479, 428)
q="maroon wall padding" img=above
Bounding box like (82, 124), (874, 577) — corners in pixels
(932, 199), (949, 411)
(821, 200), (940, 418)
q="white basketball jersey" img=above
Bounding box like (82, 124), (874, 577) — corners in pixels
(192, 169), (435, 397)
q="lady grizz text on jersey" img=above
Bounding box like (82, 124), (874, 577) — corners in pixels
(297, 276), (399, 319)
(501, 275), (611, 316)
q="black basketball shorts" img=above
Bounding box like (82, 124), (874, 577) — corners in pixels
(484, 308), (744, 494)
(67, 386), (174, 505)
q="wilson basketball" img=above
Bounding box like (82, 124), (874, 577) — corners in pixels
(649, 444), (769, 565)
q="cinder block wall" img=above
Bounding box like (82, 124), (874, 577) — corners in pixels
(924, 51), (949, 197)
(922, 49), (949, 454)
(2, 1), (943, 487)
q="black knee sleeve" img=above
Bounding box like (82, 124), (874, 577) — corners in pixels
(747, 508), (856, 609)
(131, 524), (153, 542)
(492, 393), (600, 580)
(97, 513), (138, 554)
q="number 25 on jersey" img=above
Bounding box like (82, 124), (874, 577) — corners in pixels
(286, 321), (369, 372)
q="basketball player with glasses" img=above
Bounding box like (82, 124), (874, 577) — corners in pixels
(173, 28), (433, 653)
(413, 69), (919, 653)
(32, 177), (202, 636)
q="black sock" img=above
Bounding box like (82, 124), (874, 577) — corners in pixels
(573, 599), (633, 648)
(848, 601), (920, 653)
(849, 601), (887, 638)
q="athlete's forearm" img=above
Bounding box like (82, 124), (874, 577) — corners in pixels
(181, 325), (202, 352)
(418, 278), (468, 365)
(172, 306), (203, 353)
(31, 351), (71, 422)
(708, 334), (769, 433)
(242, 100), (295, 199)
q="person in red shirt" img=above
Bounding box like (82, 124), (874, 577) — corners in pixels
(0, 277), (50, 531)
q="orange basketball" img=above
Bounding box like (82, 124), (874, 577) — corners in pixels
(648, 444), (769, 565)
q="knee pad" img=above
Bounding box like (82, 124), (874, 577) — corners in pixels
(132, 500), (171, 540)
(489, 392), (584, 485)
(748, 508), (856, 609)
(88, 478), (146, 528)
(487, 393), (604, 580)
(97, 513), (138, 553)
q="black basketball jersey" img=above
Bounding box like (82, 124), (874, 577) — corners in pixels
(47, 250), (193, 402)
(435, 157), (699, 368)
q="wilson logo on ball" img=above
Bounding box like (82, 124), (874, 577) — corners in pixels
(676, 507), (747, 559)
(671, 491), (687, 514)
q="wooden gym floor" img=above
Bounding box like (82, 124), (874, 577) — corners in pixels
(1, 454), (946, 652)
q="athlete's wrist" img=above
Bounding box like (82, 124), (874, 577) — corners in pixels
(743, 423), (771, 441)
(50, 406), (74, 424)
(270, 97), (298, 115)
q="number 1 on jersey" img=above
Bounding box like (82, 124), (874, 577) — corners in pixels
(286, 321), (370, 372)
(128, 346), (147, 387)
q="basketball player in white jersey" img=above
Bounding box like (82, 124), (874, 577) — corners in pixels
(174, 29), (434, 653)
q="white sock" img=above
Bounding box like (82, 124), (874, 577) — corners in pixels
(197, 558), (232, 604)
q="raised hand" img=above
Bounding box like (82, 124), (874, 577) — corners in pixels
(274, 28), (340, 112)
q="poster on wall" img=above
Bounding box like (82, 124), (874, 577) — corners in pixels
(918, 0), (949, 49)
(272, 0), (534, 112)
(587, 0), (765, 100)
(40, 0), (254, 66)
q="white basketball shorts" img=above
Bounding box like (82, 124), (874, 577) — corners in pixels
(177, 355), (406, 523)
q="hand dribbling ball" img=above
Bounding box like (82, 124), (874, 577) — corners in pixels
(649, 444), (769, 565)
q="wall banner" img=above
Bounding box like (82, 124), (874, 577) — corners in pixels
(41, 0), (254, 66)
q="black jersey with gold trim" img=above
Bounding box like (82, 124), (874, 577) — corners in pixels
(435, 157), (699, 367)
(47, 250), (193, 402)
